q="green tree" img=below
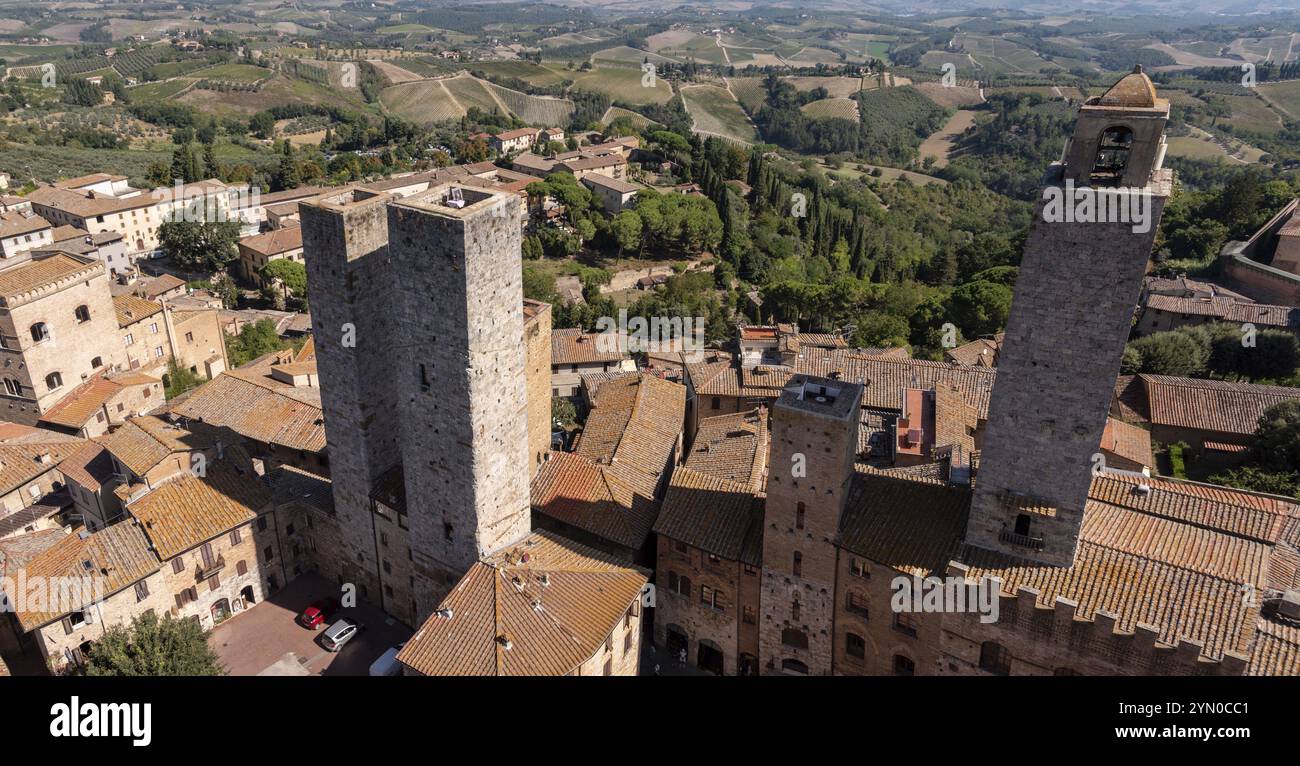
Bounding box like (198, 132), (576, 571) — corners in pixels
(163, 358), (203, 400)
(946, 280), (1012, 338)
(249, 111), (275, 139)
(552, 397), (577, 429)
(611, 210), (643, 254)
(261, 259), (308, 301)
(1126, 331), (1207, 377)
(225, 318), (291, 367)
(1249, 400), (1300, 474)
(157, 220), (240, 272)
(84, 612), (223, 676)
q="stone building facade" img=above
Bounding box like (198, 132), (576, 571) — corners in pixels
(0, 254), (127, 424)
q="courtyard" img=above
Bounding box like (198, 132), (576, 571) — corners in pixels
(208, 573), (412, 676)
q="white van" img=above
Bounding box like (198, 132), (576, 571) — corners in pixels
(369, 643), (406, 677)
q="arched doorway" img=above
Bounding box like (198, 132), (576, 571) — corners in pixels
(781, 658), (809, 675)
(210, 598), (231, 624)
(240, 585), (255, 607)
(697, 639), (724, 675)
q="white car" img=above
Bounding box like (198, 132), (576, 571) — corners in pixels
(320, 618), (363, 652)
(369, 643), (406, 677)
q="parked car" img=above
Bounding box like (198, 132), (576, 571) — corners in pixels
(369, 642), (407, 677)
(298, 598), (339, 630)
(320, 618), (363, 652)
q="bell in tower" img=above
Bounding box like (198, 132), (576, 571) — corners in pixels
(1061, 65), (1169, 188)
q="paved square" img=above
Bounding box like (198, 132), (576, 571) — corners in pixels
(209, 573), (412, 676)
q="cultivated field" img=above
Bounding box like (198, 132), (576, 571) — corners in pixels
(801, 98), (860, 121)
(681, 84), (757, 143)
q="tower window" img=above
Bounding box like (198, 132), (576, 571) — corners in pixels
(796, 502), (805, 529)
(893, 654), (915, 676)
(74, 305), (91, 323)
(1014, 513), (1031, 537)
(1091, 126), (1134, 186)
(979, 641), (1011, 676)
(30, 322), (50, 343)
(45, 372), (63, 391)
(792, 551), (802, 578)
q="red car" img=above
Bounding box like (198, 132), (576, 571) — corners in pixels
(299, 599), (339, 630)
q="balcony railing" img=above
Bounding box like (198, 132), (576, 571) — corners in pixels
(195, 555), (225, 580)
(999, 530), (1045, 551)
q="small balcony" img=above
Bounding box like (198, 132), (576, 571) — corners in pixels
(195, 555), (225, 580)
(999, 530), (1045, 551)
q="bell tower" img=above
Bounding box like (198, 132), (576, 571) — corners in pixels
(964, 66), (1172, 566)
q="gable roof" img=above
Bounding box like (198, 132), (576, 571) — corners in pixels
(171, 367), (325, 453)
(1138, 374), (1300, 437)
(126, 461), (268, 560)
(395, 530), (647, 676)
(653, 467), (764, 565)
(9, 520), (159, 631)
(113, 294), (163, 327)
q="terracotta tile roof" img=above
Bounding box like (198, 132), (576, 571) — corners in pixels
(685, 354), (792, 399)
(238, 225), (303, 257)
(171, 369), (325, 453)
(530, 451), (659, 551)
(140, 273), (186, 299)
(0, 209), (50, 238)
(39, 373), (159, 430)
(395, 530), (647, 676)
(0, 253), (100, 303)
(494, 128), (538, 142)
(1111, 374), (1147, 423)
(113, 294), (163, 327)
(0, 422), (82, 445)
(959, 501), (1267, 661)
(950, 472), (1300, 664)
(796, 332), (849, 349)
(573, 374), (685, 501)
(126, 461), (268, 560)
(1247, 618), (1300, 675)
(837, 468), (971, 578)
(1138, 374), (1300, 437)
(9, 520), (159, 631)
(101, 415), (214, 477)
(653, 467), (764, 565)
(559, 154), (627, 172)
(551, 327), (630, 366)
(1144, 293), (1300, 328)
(0, 528), (66, 570)
(797, 348), (997, 417)
(0, 488), (71, 537)
(683, 408), (767, 490)
(56, 441), (115, 489)
(1101, 417), (1153, 467)
(0, 441), (81, 495)
(944, 335), (1001, 367)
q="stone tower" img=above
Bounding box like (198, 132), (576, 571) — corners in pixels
(759, 375), (863, 675)
(385, 184), (533, 618)
(301, 189), (402, 598)
(965, 66), (1173, 566)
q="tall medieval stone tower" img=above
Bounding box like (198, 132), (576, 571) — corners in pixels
(759, 375), (863, 675)
(303, 184), (533, 620)
(965, 66), (1173, 566)
(301, 189), (402, 599)
(386, 185), (533, 617)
